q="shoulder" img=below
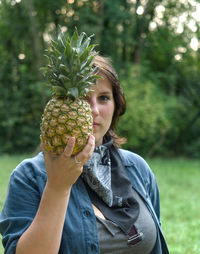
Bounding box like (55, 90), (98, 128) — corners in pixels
(11, 152), (46, 183)
(118, 149), (151, 173)
(118, 149), (156, 190)
(118, 149), (160, 217)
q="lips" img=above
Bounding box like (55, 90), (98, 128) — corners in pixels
(93, 122), (99, 128)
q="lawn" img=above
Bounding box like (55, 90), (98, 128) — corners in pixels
(147, 157), (200, 254)
(0, 155), (200, 253)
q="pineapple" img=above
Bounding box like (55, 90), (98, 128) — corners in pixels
(40, 27), (99, 155)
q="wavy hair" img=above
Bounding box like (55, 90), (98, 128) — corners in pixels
(93, 55), (126, 147)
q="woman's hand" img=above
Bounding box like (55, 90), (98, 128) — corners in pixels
(41, 135), (95, 195)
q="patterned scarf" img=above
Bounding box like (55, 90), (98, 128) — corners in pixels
(82, 144), (113, 207)
(82, 138), (140, 234)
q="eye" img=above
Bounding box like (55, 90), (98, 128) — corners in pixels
(99, 95), (110, 102)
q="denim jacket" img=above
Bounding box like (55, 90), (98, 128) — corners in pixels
(0, 150), (169, 254)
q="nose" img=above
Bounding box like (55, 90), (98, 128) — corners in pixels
(90, 98), (99, 116)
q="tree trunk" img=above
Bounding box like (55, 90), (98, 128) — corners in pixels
(23, 0), (46, 106)
(132, 0), (156, 64)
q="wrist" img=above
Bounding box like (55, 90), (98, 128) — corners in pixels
(45, 181), (71, 198)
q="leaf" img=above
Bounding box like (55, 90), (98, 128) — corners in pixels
(79, 36), (92, 55)
(52, 86), (67, 96)
(70, 27), (79, 48)
(64, 42), (72, 59)
(58, 74), (70, 83)
(68, 87), (79, 99)
(59, 64), (70, 74)
(77, 32), (86, 49)
(57, 27), (67, 49)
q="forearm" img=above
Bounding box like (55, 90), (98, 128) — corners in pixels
(15, 135), (94, 254)
(16, 184), (71, 254)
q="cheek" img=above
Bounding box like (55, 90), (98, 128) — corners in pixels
(103, 104), (115, 123)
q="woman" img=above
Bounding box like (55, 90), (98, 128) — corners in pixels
(0, 55), (169, 254)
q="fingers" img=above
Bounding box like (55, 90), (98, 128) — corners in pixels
(40, 135), (95, 166)
(75, 135), (95, 165)
(63, 137), (75, 157)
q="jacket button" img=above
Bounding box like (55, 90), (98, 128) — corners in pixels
(84, 210), (91, 217)
(90, 243), (97, 251)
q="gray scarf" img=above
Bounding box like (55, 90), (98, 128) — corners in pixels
(82, 138), (140, 235)
(82, 145), (113, 207)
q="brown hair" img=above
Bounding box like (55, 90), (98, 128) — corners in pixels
(93, 54), (126, 147)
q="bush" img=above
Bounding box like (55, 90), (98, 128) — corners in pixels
(0, 80), (43, 154)
(117, 65), (176, 157)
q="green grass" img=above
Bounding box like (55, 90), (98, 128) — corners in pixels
(147, 158), (200, 254)
(0, 155), (200, 253)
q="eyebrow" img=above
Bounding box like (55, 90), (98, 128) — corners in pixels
(99, 91), (112, 95)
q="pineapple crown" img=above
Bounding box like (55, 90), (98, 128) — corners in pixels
(41, 27), (100, 100)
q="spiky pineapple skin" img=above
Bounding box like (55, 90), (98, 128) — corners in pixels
(40, 97), (93, 155)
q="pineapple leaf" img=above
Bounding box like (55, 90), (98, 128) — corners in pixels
(80, 45), (95, 63)
(59, 64), (70, 74)
(64, 41), (72, 60)
(68, 87), (79, 99)
(41, 27), (99, 98)
(52, 86), (67, 96)
(57, 30), (67, 49)
(58, 74), (70, 83)
(70, 27), (79, 48)
(79, 37), (92, 55)
(77, 32), (87, 49)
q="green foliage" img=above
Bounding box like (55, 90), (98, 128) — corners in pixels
(118, 65), (176, 156)
(0, 80), (43, 153)
(0, 0), (199, 156)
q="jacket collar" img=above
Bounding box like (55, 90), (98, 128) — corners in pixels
(118, 149), (137, 167)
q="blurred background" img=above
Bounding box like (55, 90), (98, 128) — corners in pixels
(1, 1), (200, 252)
(0, 0), (200, 158)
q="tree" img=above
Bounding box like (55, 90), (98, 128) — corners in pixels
(0, 0), (199, 157)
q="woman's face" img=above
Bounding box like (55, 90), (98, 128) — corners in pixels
(88, 75), (115, 147)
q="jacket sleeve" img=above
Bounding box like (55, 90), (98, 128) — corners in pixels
(0, 161), (44, 254)
(134, 154), (161, 224)
(146, 166), (161, 223)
